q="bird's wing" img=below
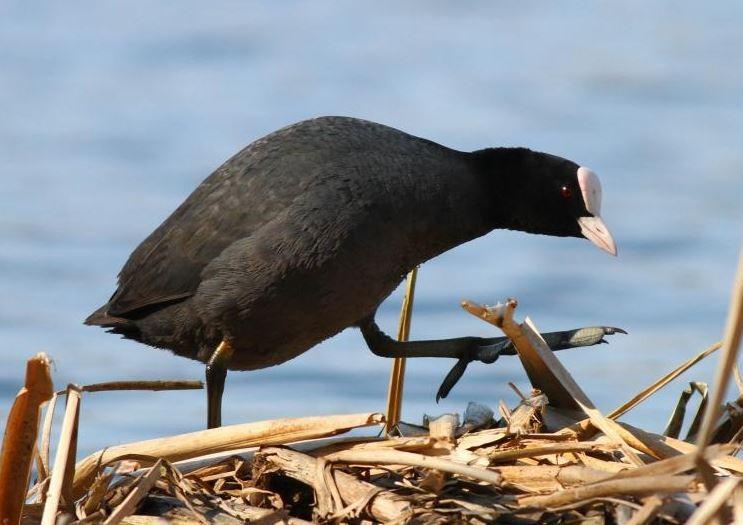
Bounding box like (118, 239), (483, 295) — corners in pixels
(105, 146), (308, 317)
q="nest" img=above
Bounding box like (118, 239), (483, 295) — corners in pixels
(2, 255), (743, 524)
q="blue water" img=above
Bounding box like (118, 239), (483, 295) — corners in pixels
(1, 1), (742, 456)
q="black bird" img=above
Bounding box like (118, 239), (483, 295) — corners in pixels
(86, 116), (622, 428)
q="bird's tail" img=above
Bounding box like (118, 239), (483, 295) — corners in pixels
(84, 304), (119, 326)
(84, 304), (141, 339)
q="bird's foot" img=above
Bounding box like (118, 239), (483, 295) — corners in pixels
(435, 325), (626, 402)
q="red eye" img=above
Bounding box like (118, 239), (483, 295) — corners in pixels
(560, 185), (572, 199)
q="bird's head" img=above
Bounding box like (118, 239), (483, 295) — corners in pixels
(479, 148), (617, 256)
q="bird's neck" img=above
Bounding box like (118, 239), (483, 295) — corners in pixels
(400, 148), (520, 266)
(465, 147), (540, 232)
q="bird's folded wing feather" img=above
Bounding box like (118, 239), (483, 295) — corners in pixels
(105, 149), (313, 317)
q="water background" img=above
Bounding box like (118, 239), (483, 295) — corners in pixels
(1, 1), (742, 456)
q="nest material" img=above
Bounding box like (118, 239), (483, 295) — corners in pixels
(20, 388), (743, 524)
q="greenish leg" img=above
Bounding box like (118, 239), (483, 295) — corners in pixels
(205, 340), (234, 429)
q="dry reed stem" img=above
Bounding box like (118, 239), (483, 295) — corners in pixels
(611, 444), (730, 480)
(258, 446), (411, 522)
(734, 485), (743, 524)
(82, 380), (203, 393)
(695, 251), (743, 458)
(38, 392), (58, 494)
(625, 495), (664, 525)
(612, 422), (682, 460)
(455, 429), (508, 450)
(103, 459), (164, 525)
(324, 448), (503, 485)
(0, 353), (53, 525)
(685, 477), (740, 525)
(575, 452), (629, 473)
(518, 474), (698, 508)
(41, 384), (81, 525)
(61, 394), (82, 511)
(734, 363), (743, 395)
(385, 266), (418, 433)
(613, 422), (743, 474)
(494, 464), (609, 485)
(504, 388), (547, 435)
(80, 471), (114, 519)
(487, 441), (613, 463)
(308, 435), (435, 456)
(72, 412), (383, 500)
(33, 443), (46, 497)
(608, 341), (722, 420)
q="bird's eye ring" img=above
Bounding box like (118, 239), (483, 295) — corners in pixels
(560, 185), (572, 199)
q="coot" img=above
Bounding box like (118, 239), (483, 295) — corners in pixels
(86, 116), (620, 428)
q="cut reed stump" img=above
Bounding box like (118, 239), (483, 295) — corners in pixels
(0, 353), (53, 525)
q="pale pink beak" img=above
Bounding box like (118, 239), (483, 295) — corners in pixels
(577, 166), (618, 256)
(578, 215), (617, 256)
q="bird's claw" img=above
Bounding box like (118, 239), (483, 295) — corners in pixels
(596, 327), (627, 344)
(436, 358), (470, 403)
(436, 342), (506, 402)
(437, 342), (505, 402)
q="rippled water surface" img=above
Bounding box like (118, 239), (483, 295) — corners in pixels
(1, 1), (742, 455)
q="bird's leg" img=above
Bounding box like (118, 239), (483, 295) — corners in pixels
(358, 317), (625, 401)
(359, 316), (624, 360)
(205, 340), (234, 429)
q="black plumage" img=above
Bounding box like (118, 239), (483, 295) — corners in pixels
(86, 116), (620, 427)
